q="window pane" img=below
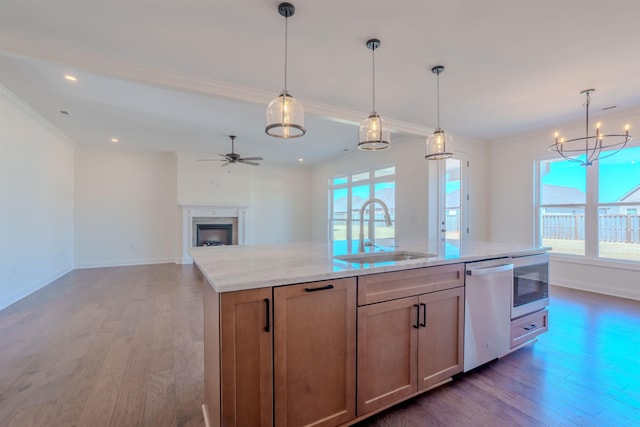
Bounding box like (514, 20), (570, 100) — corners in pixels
(332, 220), (347, 241)
(351, 185), (370, 242)
(374, 182), (395, 245)
(375, 167), (395, 178)
(351, 171), (369, 182)
(599, 146), (640, 203)
(333, 175), (348, 186)
(540, 158), (586, 205)
(540, 206), (585, 255)
(445, 158), (461, 241)
(598, 205), (640, 261)
(331, 188), (348, 241)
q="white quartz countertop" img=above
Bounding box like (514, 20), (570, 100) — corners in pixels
(190, 240), (549, 293)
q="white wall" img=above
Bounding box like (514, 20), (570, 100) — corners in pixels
(249, 164), (311, 244)
(0, 87), (75, 310)
(488, 107), (640, 300)
(74, 147), (177, 267)
(310, 135), (489, 244)
(177, 154), (312, 247)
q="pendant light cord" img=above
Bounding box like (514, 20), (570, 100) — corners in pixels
(371, 47), (376, 113)
(283, 15), (288, 93)
(436, 69), (441, 129)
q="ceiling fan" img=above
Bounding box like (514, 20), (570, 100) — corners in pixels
(198, 135), (263, 166)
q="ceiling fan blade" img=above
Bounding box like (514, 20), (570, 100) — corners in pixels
(239, 157), (264, 161)
(220, 161), (231, 167)
(238, 160), (260, 166)
(198, 158), (227, 162)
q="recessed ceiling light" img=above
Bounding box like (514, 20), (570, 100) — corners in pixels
(111, 138), (119, 143)
(64, 75), (77, 82)
(297, 158), (304, 163)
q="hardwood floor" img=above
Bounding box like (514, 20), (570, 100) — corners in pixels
(1, 265), (639, 426)
(0, 264), (205, 427)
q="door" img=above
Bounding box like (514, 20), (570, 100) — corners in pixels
(220, 288), (273, 426)
(357, 296), (419, 415)
(417, 287), (464, 390)
(429, 154), (469, 246)
(274, 278), (356, 427)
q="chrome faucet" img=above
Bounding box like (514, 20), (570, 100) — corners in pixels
(358, 198), (393, 252)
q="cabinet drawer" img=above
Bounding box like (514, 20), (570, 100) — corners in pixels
(358, 264), (464, 306)
(510, 309), (548, 348)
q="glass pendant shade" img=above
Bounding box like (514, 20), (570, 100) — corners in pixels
(425, 128), (454, 159)
(358, 113), (390, 150)
(265, 91), (306, 138)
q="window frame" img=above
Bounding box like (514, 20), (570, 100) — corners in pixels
(329, 165), (396, 252)
(535, 145), (640, 263)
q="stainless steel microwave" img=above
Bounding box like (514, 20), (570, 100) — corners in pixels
(511, 253), (549, 319)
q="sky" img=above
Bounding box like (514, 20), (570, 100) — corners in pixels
(542, 146), (639, 202)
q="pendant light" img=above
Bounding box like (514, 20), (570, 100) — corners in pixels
(358, 39), (390, 150)
(425, 65), (454, 160)
(265, 2), (306, 138)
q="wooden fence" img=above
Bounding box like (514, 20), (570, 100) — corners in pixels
(541, 214), (640, 243)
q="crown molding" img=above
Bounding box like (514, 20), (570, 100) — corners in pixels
(0, 83), (76, 148)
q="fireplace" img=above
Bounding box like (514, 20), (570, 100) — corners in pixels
(180, 205), (247, 263)
(191, 216), (238, 247)
(196, 224), (233, 246)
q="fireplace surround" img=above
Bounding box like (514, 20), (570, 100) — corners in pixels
(179, 205), (247, 263)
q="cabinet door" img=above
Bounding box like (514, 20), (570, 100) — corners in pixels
(220, 288), (273, 427)
(357, 296), (419, 415)
(274, 278), (356, 427)
(418, 287), (464, 391)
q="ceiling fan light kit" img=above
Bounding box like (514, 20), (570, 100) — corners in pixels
(549, 89), (632, 166)
(425, 65), (454, 160)
(265, 2), (306, 139)
(358, 38), (391, 151)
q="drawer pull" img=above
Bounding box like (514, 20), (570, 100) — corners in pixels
(413, 304), (420, 329)
(264, 298), (270, 332)
(523, 324), (537, 331)
(420, 303), (427, 327)
(304, 284), (334, 292)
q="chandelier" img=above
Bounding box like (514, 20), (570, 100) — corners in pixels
(549, 89), (631, 166)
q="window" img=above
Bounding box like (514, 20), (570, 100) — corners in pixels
(537, 146), (640, 261)
(330, 166), (395, 252)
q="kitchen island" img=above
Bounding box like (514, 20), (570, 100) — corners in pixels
(191, 240), (549, 427)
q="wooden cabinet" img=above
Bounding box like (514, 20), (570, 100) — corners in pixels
(510, 308), (548, 349)
(220, 288), (273, 426)
(417, 287), (464, 390)
(202, 263), (465, 426)
(274, 277), (357, 427)
(357, 265), (464, 415)
(357, 296), (419, 414)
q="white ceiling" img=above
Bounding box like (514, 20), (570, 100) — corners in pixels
(1, 0), (639, 165)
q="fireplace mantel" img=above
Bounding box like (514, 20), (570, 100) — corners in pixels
(179, 205), (247, 264)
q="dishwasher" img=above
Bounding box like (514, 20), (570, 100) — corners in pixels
(464, 258), (514, 372)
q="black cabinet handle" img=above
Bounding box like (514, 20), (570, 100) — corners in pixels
(420, 303), (427, 327)
(523, 324), (537, 331)
(264, 298), (270, 332)
(413, 304), (420, 329)
(304, 284), (334, 292)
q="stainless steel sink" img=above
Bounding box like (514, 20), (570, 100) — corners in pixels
(334, 251), (436, 264)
